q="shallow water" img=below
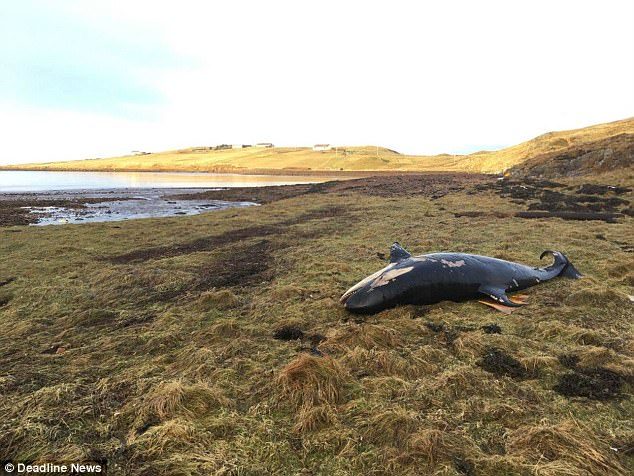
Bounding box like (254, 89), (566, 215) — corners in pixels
(0, 170), (343, 192)
(23, 189), (257, 226)
(0, 170), (344, 225)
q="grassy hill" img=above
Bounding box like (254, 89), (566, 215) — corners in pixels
(510, 132), (634, 178)
(4, 118), (633, 175)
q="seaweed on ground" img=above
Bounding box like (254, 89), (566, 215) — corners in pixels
(554, 368), (625, 400)
(478, 348), (527, 379)
(273, 325), (305, 341)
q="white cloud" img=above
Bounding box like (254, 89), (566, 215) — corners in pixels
(1, 0), (633, 164)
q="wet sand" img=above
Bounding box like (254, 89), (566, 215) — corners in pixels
(0, 188), (255, 226)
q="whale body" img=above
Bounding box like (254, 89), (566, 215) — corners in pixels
(340, 243), (582, 314)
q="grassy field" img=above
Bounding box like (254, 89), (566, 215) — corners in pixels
(4, 118), (633, 175)
(0, 172), (632, 475)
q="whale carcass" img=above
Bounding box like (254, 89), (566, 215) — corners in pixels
(340, 243), (582, 314)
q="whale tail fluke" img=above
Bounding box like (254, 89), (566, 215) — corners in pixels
(540, 250), (583, 279)
(561, 261), (583, 279)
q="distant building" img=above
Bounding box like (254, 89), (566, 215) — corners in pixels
(255, 142), (274, 148)
(313, 144), (331, 151)
(231, 144), (251, 149)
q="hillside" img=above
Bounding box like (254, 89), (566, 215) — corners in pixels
(510, 133), (634, 178)
(4, 118), (633, 175)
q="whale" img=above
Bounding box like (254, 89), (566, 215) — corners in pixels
(340, 243), (582, 314)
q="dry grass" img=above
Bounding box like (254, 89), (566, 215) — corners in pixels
(293, 404), (337, 433)
(322, 323), (402, 352)
(4, 118), (632, 174)
(277, 354), (352, 408)
(406, 429), (468, 467)
(507, 420), (627, 475)
(520, 355), (561, 374)
(196, 289), (240, 310)
(363, 406), (421, 447)
(0, 171), (632, 474)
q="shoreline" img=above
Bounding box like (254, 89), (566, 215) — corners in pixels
(0, 173), (488, 228)
(2, 172), (629, 227)
(0, 166), (473, 177)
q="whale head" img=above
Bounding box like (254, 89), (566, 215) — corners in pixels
(340, 263), (415, 314)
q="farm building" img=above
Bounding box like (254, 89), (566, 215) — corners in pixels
(255, 142), (274, 148)
(313, 144), (331, 151)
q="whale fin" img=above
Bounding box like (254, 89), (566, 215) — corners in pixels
(390, 242), (412, 263)
(478, 285), (524, 307)
(478, 300), (515, 314)
(509, 294), (529, 304)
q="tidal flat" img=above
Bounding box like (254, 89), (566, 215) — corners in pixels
(0, 172), (632, 475)
(0, 188), (256, 226)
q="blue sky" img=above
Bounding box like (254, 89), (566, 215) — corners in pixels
(0, 1), (178, 118)
(1, 1), (633, 164)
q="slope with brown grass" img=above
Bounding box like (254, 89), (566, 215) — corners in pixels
(3, 117), (633, 175)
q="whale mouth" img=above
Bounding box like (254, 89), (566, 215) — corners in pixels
(339, 287), (361, 304)
(340, 266), (393, 305)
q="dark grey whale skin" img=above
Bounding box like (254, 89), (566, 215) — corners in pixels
(341, 244), (582, 314)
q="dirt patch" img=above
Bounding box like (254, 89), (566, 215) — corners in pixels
(193, 240), (273, 290)
(558, 354), (580, 369)
(515, 211), (623, 223)
(554, 368), (624, 400)
(577, 184), (631, 195)
(454, 211), (512, 219)
(273, 326), (305, 341)
(481, 323), (502, 334)
(478, 348), (527, 379)
(108, 224), (281, 264)
(318, 173), (489, 199)
(452, 456), (476, 476)
(107, 205), (350, 264)
(174, 173), (491, 204)
(527, 194), (627, 213)
(424, 322), (445, 333)
(476, 178), (631, 223)
(424, 321), (462, 346)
